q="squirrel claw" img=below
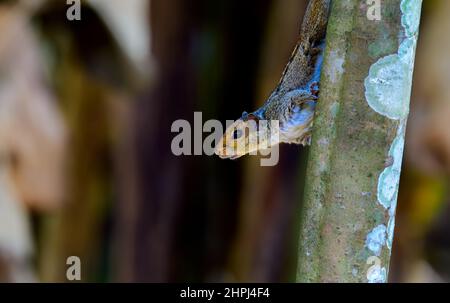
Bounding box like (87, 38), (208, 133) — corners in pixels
(310, 82), (320, 96)
(300, 134), (312, 146)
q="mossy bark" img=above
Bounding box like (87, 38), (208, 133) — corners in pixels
(296, 0), (422, 282)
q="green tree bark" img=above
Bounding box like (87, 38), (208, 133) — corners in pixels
(296, 0), (423, 282)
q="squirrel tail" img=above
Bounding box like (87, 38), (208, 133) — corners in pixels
(301, 0), (332, 44)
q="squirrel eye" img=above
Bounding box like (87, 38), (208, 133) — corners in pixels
(232, 129), (243, 140)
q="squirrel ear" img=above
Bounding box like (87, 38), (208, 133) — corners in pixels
(242, 111), (260, 122)
(310, 82), (320, 97)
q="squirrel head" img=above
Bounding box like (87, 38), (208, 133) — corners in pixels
(214, 111), (280, 159)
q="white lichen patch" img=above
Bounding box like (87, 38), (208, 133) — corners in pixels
(326, 50), (345, 84)
(365, 0), (421, 120)
(317, 138), (329, 146)
(387, 216), (396, 250)
(364, 55), (411, 120)
(365, 225), (387, 256)
(329, 101), (340, 119)
(398, 37), (417, 66)
(367, 266), (387, 283)
(377, 135), (405, 209)
(401, 0), (423, 38)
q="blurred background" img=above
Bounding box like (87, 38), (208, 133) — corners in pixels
(0, 0), (449, 282)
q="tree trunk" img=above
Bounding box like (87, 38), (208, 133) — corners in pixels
(296, 0), (423, 282)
